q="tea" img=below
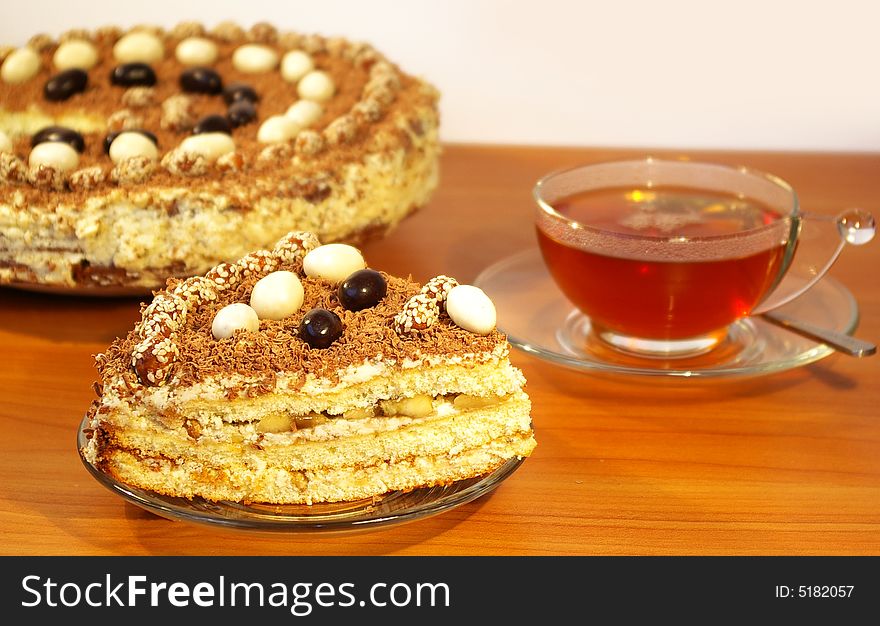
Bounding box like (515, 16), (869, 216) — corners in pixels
(536, 186), (789, 339)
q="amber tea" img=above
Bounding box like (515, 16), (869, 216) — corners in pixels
(536, 186), (790, 342)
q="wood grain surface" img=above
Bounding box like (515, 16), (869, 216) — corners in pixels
(1, 144), (878, 556)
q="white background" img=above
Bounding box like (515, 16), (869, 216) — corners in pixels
(2, 0), (878, 152)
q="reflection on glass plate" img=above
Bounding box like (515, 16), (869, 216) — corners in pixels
(77, 417), (524, 533)
(475, 249), (861, 378)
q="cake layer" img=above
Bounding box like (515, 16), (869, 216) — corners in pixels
(113, 352), (525, 420)
(90, 398), (535, 504)
(87, 391), (533, 474)
(0, 101), (438, 289)
(98, 434), (535, 505)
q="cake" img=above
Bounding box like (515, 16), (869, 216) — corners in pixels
(80, 231), (536, 504)
(0, 22), (440, 292)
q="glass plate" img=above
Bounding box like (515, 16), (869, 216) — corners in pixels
(474, 248), (861, 379)
(76, 417), (525, 533)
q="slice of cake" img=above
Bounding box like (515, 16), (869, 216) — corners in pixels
(80, 231), (535, 504)
(0, 22), (439, 292)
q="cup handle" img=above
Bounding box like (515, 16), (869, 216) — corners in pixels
(752, 208), (875, 314)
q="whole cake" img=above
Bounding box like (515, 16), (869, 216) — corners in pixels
(80, 231), (535, 504)
(0, 22), (440, 292)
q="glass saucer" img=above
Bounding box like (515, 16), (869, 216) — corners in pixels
(76, 417), (525, 534)
(474, 249), (861, 379)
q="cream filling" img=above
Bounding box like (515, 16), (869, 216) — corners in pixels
(229, 395), (489, 444)
(199, 396), (464, 446)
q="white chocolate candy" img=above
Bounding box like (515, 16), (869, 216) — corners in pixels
(302, 244), (366, 283)
(280, 50), (314, 83)
(175, 37), (218, 66)
(232, 44), (279, 73)
(28, 142), (79, 172)
(108, 132), (158, 164)
(446, 285), (497, 335)
(1, 47), (41, 84)
(285, 100), (323, 128)
(211, 302), (260, 339)
(297, 70), (335, 102)
(53, 39), (99, 71)
(0, 130), (12, 153)
(179, 132), (235, 161)
(249, 271), (305, 320)
(257, 115), (300, 144)
(113, 31), (164, 63)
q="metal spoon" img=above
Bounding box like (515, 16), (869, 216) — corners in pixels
(761, 311), (876, 357)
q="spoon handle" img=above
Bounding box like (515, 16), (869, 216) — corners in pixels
(761, 312), (877, 357)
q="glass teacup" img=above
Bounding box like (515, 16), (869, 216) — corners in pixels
(534, 158), (874, 358)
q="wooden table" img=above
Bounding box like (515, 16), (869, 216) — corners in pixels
(1, 144), (878, 556)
